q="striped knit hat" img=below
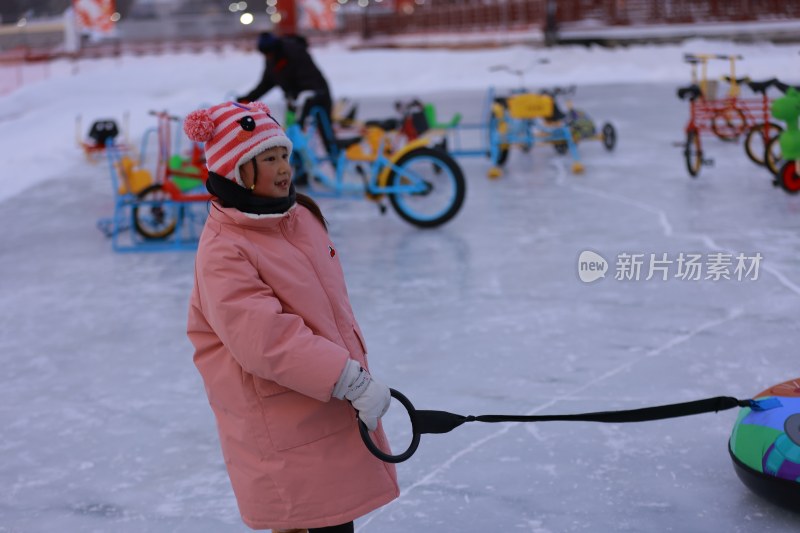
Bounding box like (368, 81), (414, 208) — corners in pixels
(183, 101), (292, 186)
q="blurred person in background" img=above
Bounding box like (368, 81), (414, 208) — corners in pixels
(238, 32), (335, 184)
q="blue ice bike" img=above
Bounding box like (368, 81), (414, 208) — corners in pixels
(286, 107), (466, 228)
(486, 84), (584, 178)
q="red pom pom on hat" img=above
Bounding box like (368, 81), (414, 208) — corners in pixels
(183, 109), (215, 143)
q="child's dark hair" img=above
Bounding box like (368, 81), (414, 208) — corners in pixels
(297, 193), (327, 230)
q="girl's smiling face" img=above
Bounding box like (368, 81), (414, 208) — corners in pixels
(239, 146), (292, 198)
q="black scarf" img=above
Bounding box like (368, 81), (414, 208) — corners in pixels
(206, 172), (296, 215)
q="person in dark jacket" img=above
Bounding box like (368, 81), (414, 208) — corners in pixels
(237, 32), (336, 185)
(238, 32), (336, 171)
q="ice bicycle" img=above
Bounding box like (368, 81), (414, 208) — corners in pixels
(97, 111), (211, 252)
(676, 53), (777, 178)
(422, 68), (615, 179)
(485, 82), (616, 178)
(287, 105), (466, 228)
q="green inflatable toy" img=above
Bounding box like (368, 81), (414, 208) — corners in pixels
(771, 86), (800, 193)
(772, 87), (800, 160)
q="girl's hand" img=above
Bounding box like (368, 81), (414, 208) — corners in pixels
(333, 360), (391, 431)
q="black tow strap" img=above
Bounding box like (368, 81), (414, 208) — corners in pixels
(358, 389), (779, 463)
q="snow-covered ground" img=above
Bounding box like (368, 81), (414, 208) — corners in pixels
(1, 38), (799, 532)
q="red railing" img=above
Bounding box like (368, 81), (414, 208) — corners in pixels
(342, 0), (800, 36)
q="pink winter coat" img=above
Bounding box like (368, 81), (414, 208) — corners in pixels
(187, 201), (399, 530)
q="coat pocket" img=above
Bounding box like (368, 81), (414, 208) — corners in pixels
(256, 387), (354, 451)
(352, 324), (368, 356)
(253, 378), (290, 397)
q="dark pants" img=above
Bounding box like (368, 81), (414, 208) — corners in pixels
(309, 521), (354, 533)
(298, 91), (336, 157)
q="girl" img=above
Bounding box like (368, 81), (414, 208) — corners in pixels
(184, 101), (398, 532)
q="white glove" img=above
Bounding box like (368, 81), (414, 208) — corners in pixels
(333, 359), (390, 431)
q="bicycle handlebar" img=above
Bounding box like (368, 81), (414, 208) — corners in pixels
(489, 59), (550, 74)
(148, 110), (182, 121)
(541, 85), (576, 97)
(773, 79), (800, 94)
(722, 75), (751, 84)
(489, 65), (523, 77)
(684, 53), (743, 62)
(746, 78), (778, 94)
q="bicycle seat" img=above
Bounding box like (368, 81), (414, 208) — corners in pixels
(88, 119), (120, 146)
(365, 118), (400, 131)
(541, 86), (576, 97)
(747, 78), (777, 94)
(335, 136), (362, 150)
(722, 75), (750, 85)
(546, 103), (566, 122)
(677, 85), (702, 101)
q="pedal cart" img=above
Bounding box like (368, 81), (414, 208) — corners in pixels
(97, 110), (210, 252)
(485, 83), (583, 178)
(477, 64), (616, 179)
(131, 111), (210, 240)
(676, 53), (774, 177)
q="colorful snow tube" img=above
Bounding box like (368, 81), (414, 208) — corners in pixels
(729, 377), (800, 511)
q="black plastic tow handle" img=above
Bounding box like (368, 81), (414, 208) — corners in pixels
(358, 389), (421, 464)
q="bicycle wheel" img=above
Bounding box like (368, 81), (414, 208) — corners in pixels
(133, 184), (179, 239)
(777, 160), (800, 195)
(601, 122), (617, 151)
(487, 105), (509, 167)
(684, 129), (702, 177)
(387, 147), (466, 228)
(711, 108), (747, 142)
(765, 134), (784, 176)
(744, 122), (782, 166)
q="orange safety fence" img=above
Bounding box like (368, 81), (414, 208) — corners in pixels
(0, 59), (52, 96)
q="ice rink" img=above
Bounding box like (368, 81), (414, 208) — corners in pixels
(1, 43), (799, 532)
